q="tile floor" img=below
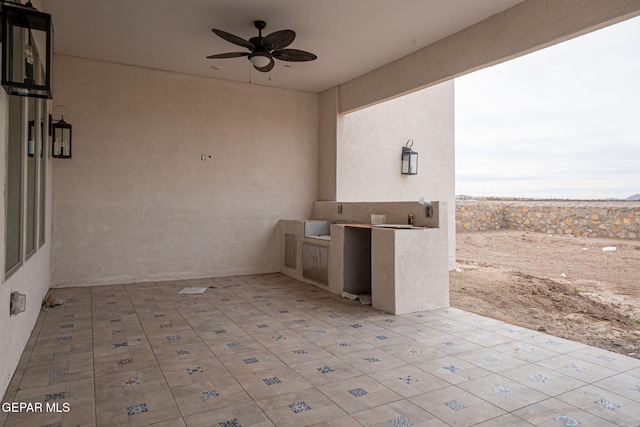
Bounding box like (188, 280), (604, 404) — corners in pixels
(2, 273), (640, 426)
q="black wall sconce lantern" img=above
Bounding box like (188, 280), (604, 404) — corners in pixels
(1, 1), (53, 99)
(401, 139), (418, 175)
(50, 106), (72, 158)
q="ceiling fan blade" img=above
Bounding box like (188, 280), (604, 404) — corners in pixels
(272, 49), (317, 62)
(212, 28), (254, 50)
(254, 57), (275, 73)
(206, 52), (249, 59)
(262, 29), (296, 51)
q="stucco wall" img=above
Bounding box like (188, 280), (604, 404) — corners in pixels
(456, 200), (640, 239)
(51, 55), (319, 286)
(336, 82), (455, 267)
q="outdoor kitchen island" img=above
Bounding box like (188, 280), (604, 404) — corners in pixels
(279, 201), (449, 315)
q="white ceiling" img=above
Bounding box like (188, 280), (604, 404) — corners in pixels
(41, 0), (524, 93)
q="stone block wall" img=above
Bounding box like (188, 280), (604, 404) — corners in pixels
(456, 200), (640, 239)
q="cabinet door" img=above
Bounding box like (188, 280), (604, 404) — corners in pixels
(284, 233), (297, 269)
(302, 243), (328, 285)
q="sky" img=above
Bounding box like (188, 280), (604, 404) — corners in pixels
(455, 15), (640, 200)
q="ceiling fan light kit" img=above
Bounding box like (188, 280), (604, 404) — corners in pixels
(208, 20), (317, 73)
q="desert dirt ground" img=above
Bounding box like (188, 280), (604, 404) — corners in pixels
(450, 230), (640, 358)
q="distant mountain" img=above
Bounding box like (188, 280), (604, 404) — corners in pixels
(627, 193), (640, 200)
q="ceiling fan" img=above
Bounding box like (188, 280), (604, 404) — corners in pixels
(207, 20), (317, 72)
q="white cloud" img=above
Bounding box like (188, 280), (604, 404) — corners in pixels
(455, 15), (640, 199)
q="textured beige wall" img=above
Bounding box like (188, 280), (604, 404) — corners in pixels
(335, 82), (455, 267)
(51, 55), (319, 286)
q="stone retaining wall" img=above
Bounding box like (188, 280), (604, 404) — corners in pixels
(456, 200), (640, 239)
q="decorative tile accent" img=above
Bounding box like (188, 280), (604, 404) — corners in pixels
(443, 341), (456, 347)
(110, 319), (122, 323)
(117, 358), (134, 365)
(154, 314), (165, 318)
(348, 387), (368, 397)
(441, 323), (455, 329)
(296, 299), (305, 302)
(329, 313), (341, 318)
(415, 314), (426, 318)
(160, 323), (172, 328)
(112, 329), (124, 334)
(115, 342), (129, 348)
(389, 416), (414, 427)
(545, 340), (562, 347)
(201, 390), (220, 399)
(273, 335), (286, 341)
(337, 342), (350, 347)
(289, 401), (311, 413)
(294, 319), (306, 324)
(243, 357), (259, 364)
(54, 351), (70, 358)
(314, 330), (326, 335)
(384, 319), (395, 323)
(411, 329), (423, 334)
(566, 363), (586, 372)
(445, 400), (466, 411)
(399, 376), (418, 384)
(227, 342), (241, 348)
(50, 368), (68, 377)
(632, 385), (640, 393)
(595, 399), (620, 410)
(279, 310), (289, 313)
(597, 354), (615, 362)
(351, 323), (362, 328)
(204, 318), (213, 323)
(376, 335), (389, 340)
(292, 349), (308, 355)
(107, 301), (117, 305)
(214, 329), (227, 335)
(364, 357), (381, 363)
(263, 377), (281, 386)
(122, 377), (140, 387)
(166, 335), (181, 341)
(57, 336), (72, 342)
(127, 403), (148, 416)
(44, 392), (65, 401)
(43, 422), (62, 427)
(218, 419), (241, 427)
(60, 324), (73, 329)
(443, 365), (461, 373)
(187, 367), (204, 375)
(407, 349), (422, 356)
(483, 356), (499, 363)
(187, 301), (196, 305)
(176, 349), (191, 356)
(317, 366), (334, 374)
(195, 309), (206, 313)
(554, 415), (580, 426)
(493, 386), (512, 395)
(256, 323), (269, 328)
(532, 373), (551, 383)
(145, 298), (155, 302)
(63, 314), (74, 318)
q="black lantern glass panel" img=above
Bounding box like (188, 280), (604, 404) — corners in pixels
(2, 3), (53, 99)
(52, 118), (72, 158)
(401, 140), (418, 175)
